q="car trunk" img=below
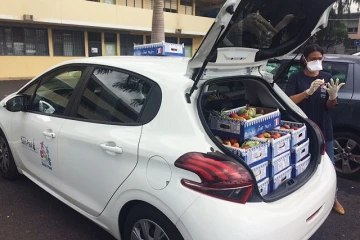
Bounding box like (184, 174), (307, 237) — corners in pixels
(197, 76), (324, 202)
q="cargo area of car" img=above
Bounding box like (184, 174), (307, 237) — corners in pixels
(197, 76), (324, 202)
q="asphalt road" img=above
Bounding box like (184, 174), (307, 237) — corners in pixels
(0, 80), (359, 240)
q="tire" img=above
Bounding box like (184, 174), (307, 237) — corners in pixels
(333, 131), (360, 179)
(0, 131), (19, 180)
(124, 203), (184, 240)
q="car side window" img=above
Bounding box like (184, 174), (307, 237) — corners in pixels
(20, 80), (40, 105)
(28, 67), (85, 116)
(75, 67), (152, 124)
(322, 62), (348, 84)
(286, 64), (302, 80)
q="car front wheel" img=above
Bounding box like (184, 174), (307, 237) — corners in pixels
(334, 131), (360, 178)
(124, 203), (184, 240)
(0, 131), (19, 180)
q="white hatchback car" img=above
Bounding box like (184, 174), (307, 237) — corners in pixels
(0, 0), (337, 240)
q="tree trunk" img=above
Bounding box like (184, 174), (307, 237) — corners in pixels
(151, 0), (165, 43)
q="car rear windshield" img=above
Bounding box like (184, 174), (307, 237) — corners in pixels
(218, 0), (307, 49)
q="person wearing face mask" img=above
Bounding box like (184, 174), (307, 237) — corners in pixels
(285, 44), (345, 215)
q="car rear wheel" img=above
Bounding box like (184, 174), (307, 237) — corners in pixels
(333, 131), (360, 178)
(124, 203), (184, 240)
(0, 131), (19, 180)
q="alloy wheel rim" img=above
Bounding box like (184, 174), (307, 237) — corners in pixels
(334, 137), (360, 174)
(131, 219), (169, 240)
(0, 137), (10, 173)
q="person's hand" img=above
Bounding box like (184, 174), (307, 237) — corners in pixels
(306, 79), (324, 95)
(324, 78), (345, 100)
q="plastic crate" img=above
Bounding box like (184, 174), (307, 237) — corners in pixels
(209, 106), (281, 140)
(250, 160), (269, 182)
(224, 139), (270, 166)
(133, 42), (185, 57)
(293, 154), (311, 177)
(271, 166), (292, 191)
(251, 130), (291, 158)
(257, 178), (270, 197)
(277, 121), (307, 147)
(270, 151), (291, 177)
(291, 138), (309, 164)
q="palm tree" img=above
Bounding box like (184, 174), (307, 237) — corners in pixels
(151, 0), (165, 43)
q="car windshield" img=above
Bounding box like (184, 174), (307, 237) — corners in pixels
(217, 0), (307, 49)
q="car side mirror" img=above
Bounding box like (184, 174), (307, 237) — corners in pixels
(5, 95), (25, 112)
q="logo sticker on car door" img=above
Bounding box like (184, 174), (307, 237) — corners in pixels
(40, 141), (52, 170)
(21, 136), (38, 153)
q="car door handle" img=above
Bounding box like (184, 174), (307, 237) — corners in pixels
(100, 142), (123, 154)
(43, 130), (56, 138)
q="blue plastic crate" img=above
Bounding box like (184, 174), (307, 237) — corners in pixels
(291, 138), (309, 164)
(270, 151), (291, 177)
(223, 139), (270, 166)
(292, 154), (311, 177)
(257, 177), (270, 197)
(251, 130), (291, 158)
(271, 166), (292, 191)
(250, 159), (269, 182)
(277, 120), (307, 147)
(209, 106), (281, 140)
(133, 42), (185, 57)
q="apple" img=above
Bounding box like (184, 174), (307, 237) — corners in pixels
(232, 143), (240, 148)
(257, 134), (265, 138)
(230, 138), (238, 145)
(223, 140), (231, 146)
(293, 126), (299, 130)
(230, 113), (239, 118)
(263, 132), (271, 138)
(283, 124), (291, 129)
(280, 127), (286, 130)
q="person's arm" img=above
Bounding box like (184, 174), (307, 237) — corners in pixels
(289, 91), (310, 104)
(284, 74), (322, 104)
(326, 98), (337, 109)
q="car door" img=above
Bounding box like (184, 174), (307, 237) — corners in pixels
(57, 66), (155, 216)
(9, 66), (87, 191)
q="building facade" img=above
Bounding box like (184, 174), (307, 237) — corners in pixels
(0, 0), (219, 80)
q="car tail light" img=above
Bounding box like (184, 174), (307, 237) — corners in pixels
(308, 120), (326, 155)
(174, 152), (254, 204)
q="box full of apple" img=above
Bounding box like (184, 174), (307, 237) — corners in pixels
(216, 136), (270, 167)
(209, 105), (281, 140)
(252, 130), (291, 158)
(277, 120), (307, 147)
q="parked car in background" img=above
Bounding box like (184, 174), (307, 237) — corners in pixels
(267, 54), (360, 178)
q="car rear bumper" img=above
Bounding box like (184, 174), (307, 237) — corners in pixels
(176, 155), (336, 240)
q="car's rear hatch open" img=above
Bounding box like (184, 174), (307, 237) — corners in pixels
(184, 0), (336, 201)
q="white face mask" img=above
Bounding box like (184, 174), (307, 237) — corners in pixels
(304, 58), (323, 72)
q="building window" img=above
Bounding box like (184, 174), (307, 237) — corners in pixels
(52, 30), (85, 56)
(119, 0), (143, 8)
(120, 34), (143, 56)
(0, 26), (48, 56)
(164, 0), (178, 13)
(348, 28), (358, 34)
(180, 0), (193, 15)
(105, 32), (117, 56)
